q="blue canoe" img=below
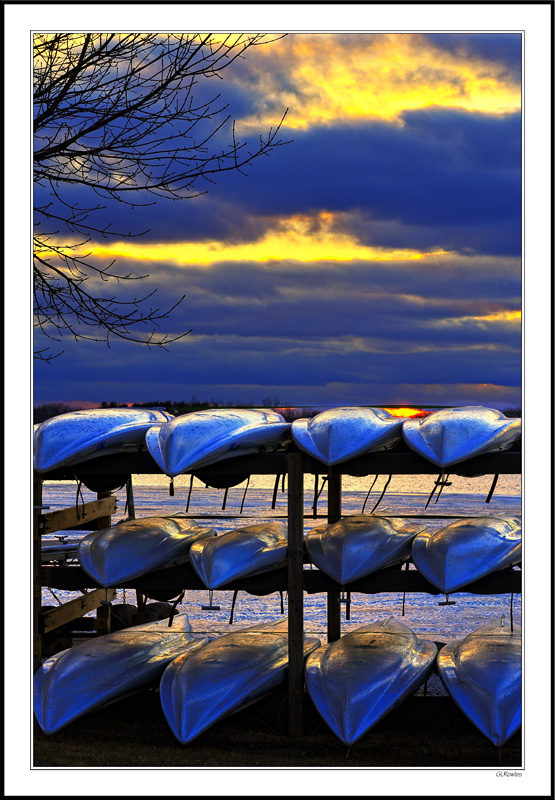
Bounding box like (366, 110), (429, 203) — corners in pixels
(305, 617), (437, 745)
(402, 406), (521, 468)
(78, 516), (215, 587)
(411, 515), (521, 594)
(437, 618), (521, 746)
(145, 407), (292, 477)
(292, 406), (404, 466)
(34, 614), (210, 734)
(160, 619), (320, 743)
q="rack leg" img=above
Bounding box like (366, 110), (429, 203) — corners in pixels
(287, 452), (304, 739)
(327, 473), (342, 642)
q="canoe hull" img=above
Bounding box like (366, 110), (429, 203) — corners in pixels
(78, 517), (215, 587)
(292, 407), (403, 466)
(145, 408), (291, 477)
(411, 515), (521, 593)
(34, 408), (173, 472)
(305, 617), (437, 745)
(402, 406), (521, 468)
(160, 620), (320, 743)
(437, 620), (521, 746)
(306, 514), (424, 585)
(189, 521), (288, 588)
(34, 615), (209, 734)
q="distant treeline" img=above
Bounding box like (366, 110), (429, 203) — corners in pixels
(33, 400), (522, 424)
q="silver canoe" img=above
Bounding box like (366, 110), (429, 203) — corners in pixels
(34, 407), (174, 472)
(189, 521), (289, 588)
(160, 619), (320, 744)
(437, 618), (521, 746)
(305, 617), (437, 745)
(411, 515), (521, 594)
(305, 514), (425, 585)
(78, 516), (215, 587)
(292, 406), (404, 465)
(402, 406), (521, 468)
(145, 408), (292, 477)
(34, 614), (210, 734)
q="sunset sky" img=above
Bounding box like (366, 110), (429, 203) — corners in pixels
(33, 31), (523, 410)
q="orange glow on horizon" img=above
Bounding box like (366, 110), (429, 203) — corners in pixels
(383, 407), (431, 418)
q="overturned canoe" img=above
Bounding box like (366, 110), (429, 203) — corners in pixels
(402, 406), (521, 468)
(145, 408), (291, 477)
(292, 407), (404, 465)
(411, 515), (521, 594)
(34, 407), (174, 472)
(34, 614), (210, 734)
(305, 515), (424, 585)
(305, 617), (437, 745)
(78, 516), (215, 587)
(437, 618), (521, 746)
(160, 619), (320, 744)
(189, 521), (288, 589)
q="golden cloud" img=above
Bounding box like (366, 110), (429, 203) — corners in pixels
(233, 33), (521, 130)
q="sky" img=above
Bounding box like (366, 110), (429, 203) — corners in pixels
(33, 31), (523, 410)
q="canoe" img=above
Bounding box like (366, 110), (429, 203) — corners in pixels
(34, 407), (174, 472)
(34, 614), (210, 734)
(305, 514), (424, 585)
(77, 516), (215, 587)
(145, 408), (292, 477)
(402, 406), (521, 468)
(291, 407), (404, 465)
(189, 521), (289, 589)
(411, 515), (521, 594)
(160, 619), (320, 743)
(437, 618), (521, 746)
(305, 617), (437, 745)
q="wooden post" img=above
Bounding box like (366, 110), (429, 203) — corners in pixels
(95, 489), (113, 530)
(33, 471), (43, 672)
(327, 472), (342, 643)
(287, 452), (304, 739)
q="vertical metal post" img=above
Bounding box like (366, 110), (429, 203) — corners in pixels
(327, 472), (342, 643)
(287, 452), (304, 739)
(33, 471), (43, 673)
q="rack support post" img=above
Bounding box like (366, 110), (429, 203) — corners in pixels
(287, 452), (304, 739)
(326, 472), (342, 642)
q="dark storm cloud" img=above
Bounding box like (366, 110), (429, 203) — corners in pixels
(36, 107), (521, 258)
(424, 33), (522, 82)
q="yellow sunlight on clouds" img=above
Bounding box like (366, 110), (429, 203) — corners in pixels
(87, 212), (450, 265)
(236, 33), (521, 130)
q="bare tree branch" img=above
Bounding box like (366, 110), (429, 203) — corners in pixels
(34, 33), (290, 361)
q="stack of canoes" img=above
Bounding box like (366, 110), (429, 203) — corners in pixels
(77, 516), (215, 587)
(303, 513), (520, 591)
(34, 614), (521, 747)
(305, 616), (521, 747)
(33, 407), (174, 472)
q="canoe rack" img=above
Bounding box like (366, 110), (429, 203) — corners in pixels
(34, 445), (521, 739)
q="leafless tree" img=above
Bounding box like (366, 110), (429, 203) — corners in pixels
(34, 33), (289, 361)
